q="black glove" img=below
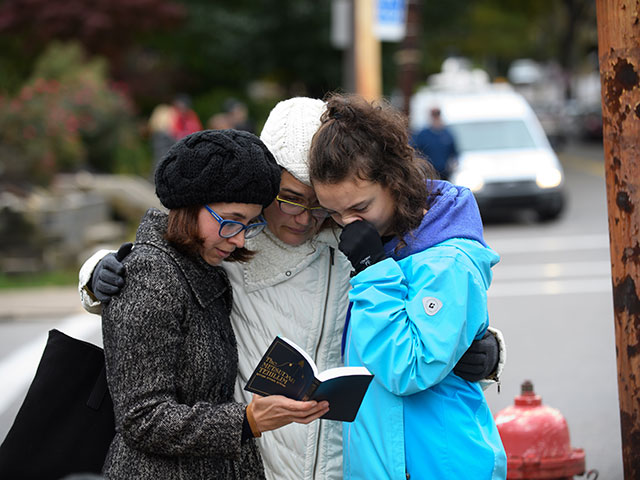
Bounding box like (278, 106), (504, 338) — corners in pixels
(338, 220), (386, 274)
(89, 242), (133, 304)
(453, 330), (499, 382)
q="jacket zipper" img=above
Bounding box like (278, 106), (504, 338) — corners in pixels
(314, 246), (333, 361)
(311, 246), (335, 479)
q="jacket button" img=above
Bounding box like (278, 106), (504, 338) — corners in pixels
(285, 271), (291, 276)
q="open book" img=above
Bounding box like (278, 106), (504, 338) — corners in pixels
(244, 336), (373, 422)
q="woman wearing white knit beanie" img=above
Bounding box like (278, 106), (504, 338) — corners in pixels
(260, 97), (324, 186)
(78, 97), (504, 480)
(234, 97), (350, 478)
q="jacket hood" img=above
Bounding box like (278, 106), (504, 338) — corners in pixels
(384, 180), (487, 261)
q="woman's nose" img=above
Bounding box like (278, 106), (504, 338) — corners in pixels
(294, 209), (312, 224)
(341, 215), (363, 226)
(229, 231), (246, 248)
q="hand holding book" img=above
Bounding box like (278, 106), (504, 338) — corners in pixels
(245, 336), (374, 422)
(248, 394), (330, 435)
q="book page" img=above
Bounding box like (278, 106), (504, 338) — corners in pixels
(316, 366), (371, 382)
(280, 336), (319, 376)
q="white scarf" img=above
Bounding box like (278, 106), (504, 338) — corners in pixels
(241, 227), (341, 292)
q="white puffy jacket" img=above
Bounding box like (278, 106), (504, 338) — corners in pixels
(79, 226), (353, 480)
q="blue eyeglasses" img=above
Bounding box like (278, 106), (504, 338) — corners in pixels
(204, 205), (267, 239)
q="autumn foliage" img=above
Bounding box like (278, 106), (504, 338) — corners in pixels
(0, 42), (148, 184)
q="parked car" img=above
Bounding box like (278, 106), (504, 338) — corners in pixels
(410, 84), (566, 221)
(567, 101), (603, 141)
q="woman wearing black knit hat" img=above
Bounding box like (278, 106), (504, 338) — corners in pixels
(100, 129), (329, 480)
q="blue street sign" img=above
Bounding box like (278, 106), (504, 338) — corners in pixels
(375, 0), (407, 42)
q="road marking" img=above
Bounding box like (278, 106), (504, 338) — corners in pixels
(493, 260), (611, 280)
(489, 277), (612, 297)
(486, 236), (612, 297)
(0, 314), (101, 416)
(486, 233), (609, 254)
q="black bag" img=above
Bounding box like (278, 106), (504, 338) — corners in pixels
(0, 329), (115, 480)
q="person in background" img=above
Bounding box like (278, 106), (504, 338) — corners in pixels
(309, 93), (507, 479)
(411, 106), (458, 180)
(170, 93), (202, 140)
(207, 112), (234, 130)
(100, 129), (328, 479)
(222, 97), (255, 134)
(79, 98), (504, 480)
(148, 94), (203, 177)
(147, 103), (176, 175)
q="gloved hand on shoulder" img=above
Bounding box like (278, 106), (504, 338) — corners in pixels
(454, 330), (500, 382)
(338, 220), (387, 274)
(89, 242), (133, 303)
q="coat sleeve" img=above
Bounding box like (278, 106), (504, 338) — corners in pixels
(347, 248), (490, 396)
(78, 249), (114, 314)
(102, 251), (246, 458)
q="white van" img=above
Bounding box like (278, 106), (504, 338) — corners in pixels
(410, 84), (565, 221)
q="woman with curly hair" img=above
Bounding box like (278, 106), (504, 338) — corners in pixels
(309, 93), (507, 480)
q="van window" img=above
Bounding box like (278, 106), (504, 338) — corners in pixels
(449, 119), (537, 152)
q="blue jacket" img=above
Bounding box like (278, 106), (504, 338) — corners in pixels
(343, 181), (507, 479)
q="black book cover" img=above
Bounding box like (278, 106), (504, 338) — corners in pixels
(244, 336), (373, 422)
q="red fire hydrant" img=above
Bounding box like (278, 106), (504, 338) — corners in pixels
(494, 380), (586, 479)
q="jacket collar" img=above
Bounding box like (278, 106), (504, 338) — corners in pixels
(137, 208), (232, 312)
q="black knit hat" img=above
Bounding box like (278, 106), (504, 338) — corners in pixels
(155, 129), (281, 209)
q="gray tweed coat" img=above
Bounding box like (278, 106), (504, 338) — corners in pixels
(102, 208), (265, 479)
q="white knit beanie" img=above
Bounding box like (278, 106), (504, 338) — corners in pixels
(260, 97), (326, 186)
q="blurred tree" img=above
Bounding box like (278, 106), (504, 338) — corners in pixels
(550, 0), (598, 99)
(141, 1), (342, 104)
(0, 0), (343, 116)
(0, 42), (148, 184)
(249, 0), (342, 97)
(0, 0), (185, 97)
(419, 0), (552, 77)
(0, 0), (598, 125)
(418, 0), (597, 87)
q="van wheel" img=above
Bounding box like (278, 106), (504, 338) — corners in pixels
(537, 201), (564, 222)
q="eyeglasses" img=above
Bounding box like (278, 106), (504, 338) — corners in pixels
(204, 205), (267, 239)
(276, 195), (330, 219)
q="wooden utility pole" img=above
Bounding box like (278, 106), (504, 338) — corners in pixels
(595, 2), (640, 478)
(354, 0), (382, 101)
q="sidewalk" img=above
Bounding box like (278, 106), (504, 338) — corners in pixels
(0, 286), (84, 321)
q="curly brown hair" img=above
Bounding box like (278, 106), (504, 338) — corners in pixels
(308, 93), (436, 239)
(165, 206), (254, 263)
